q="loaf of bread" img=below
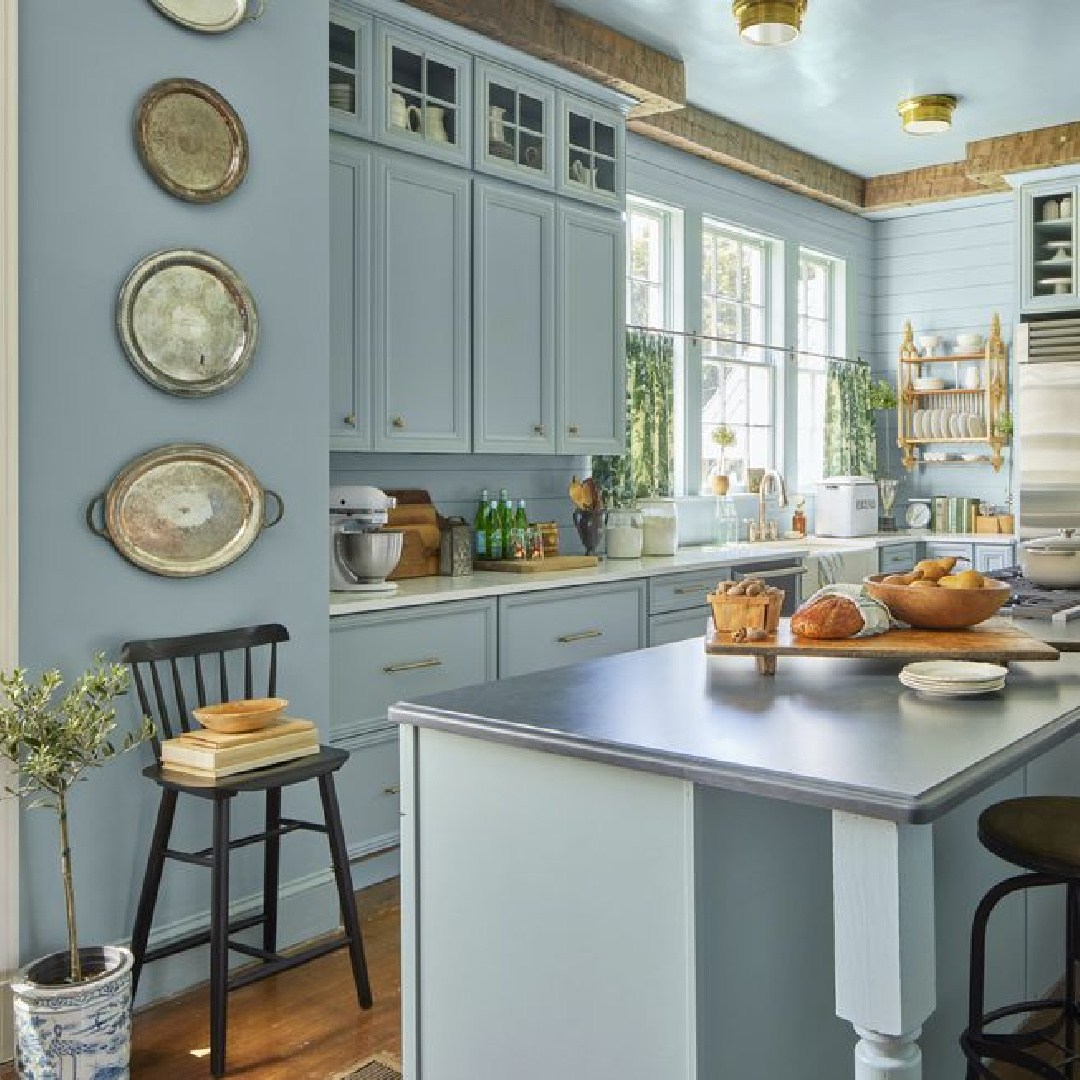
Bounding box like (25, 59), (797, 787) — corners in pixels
(791, 594), (864, 640)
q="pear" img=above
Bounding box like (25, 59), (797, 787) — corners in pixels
(937, 574), (963, 590)
(954, 569), (985, 589)
(909, 578), (939, 589)
(913, 558), (948, 582)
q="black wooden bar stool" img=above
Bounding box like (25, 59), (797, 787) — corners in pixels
(961, 796), (1080, 1079)
(121, 624), (372, 1078)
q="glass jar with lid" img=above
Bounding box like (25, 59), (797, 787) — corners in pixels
(637, 498), (678, 556)
(605, 509), (643, 559)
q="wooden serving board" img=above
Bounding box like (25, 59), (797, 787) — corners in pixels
(705, 618), (1060, 675)
(479, 555), (599, 573)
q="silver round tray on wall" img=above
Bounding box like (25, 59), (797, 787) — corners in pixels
(117, 248), (259, 397)
(85, 443), (284, 577)
(135, 78), (248, 204)
(148, 0), (265, 33)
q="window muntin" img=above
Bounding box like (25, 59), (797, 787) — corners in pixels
(626, 201), (669, 329)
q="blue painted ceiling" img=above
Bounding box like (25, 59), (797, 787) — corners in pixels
(556, 0), (1080, 176)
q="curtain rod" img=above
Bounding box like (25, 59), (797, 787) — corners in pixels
(626, 323), (867, 366)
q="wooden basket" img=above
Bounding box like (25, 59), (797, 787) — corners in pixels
(707, 589), (784, 637)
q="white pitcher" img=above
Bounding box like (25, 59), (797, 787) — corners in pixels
(488, 105), (508, 146)
(423, 105), (449, 143)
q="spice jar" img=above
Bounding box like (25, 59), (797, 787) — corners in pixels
(605, 509), (643, 559)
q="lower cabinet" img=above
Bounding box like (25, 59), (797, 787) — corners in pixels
(499, 581), (646, 678)
(649, 608), (711, 647)
(331, 728), (402, 869)
(923, 541), (1015, 575)
(648, 568), (730, 647)
(879, 542), (918, 575)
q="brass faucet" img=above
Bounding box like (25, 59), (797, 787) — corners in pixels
(758, 469), (788, 538)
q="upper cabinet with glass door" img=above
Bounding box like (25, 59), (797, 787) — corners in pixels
(557, 92), (624, 209)
(1020, 177), (1079, 313)
(374, 22), (471, 168)
(330, 6), (373, 138)
(474, 61), (555, 191)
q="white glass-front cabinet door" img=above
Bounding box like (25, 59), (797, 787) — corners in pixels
(474, 179), (555, 454)
(329, 6), (373, 138)
(557, 202), (626, 455)
(374, 22), (471, 169)
(1021, 180), (1079, 313)
(330, 138), (373, 449)
(557, 92), (624, 209)
(474, 61), (555, 191)
(374, 151), (471, 452)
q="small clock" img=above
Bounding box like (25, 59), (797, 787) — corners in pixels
(905, 501), (932, 529)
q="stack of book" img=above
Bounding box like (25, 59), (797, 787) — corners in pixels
(160, 719), (319, 779)
(931, 496), (980, 534)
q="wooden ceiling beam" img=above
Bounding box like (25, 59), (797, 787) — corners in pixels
(400, 0), (685, 118)
(630, 105), (866, 214)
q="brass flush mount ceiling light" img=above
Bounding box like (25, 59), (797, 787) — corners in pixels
(898, 94), (958, 135)
(732, 0), (806, 45)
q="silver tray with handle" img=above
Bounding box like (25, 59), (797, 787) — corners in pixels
(86, 443), (283, 577)
(148, 0), (264, 33)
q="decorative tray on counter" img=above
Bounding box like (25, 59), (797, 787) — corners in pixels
(705, 619), (1059, 676)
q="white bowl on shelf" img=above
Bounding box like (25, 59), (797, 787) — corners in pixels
(957, 333), (983, 351)
(914, 377), (946, 391)
(916, 334), (940, 355)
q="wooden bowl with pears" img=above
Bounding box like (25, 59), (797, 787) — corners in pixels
(863, 556), (1010, 630)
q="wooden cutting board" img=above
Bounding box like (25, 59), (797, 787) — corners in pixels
(479, 555), (599, 573)
(385, 489), (440, 580)
(705, 617), (1060, 675)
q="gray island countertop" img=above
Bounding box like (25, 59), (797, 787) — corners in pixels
(391, 635), (1080, 824)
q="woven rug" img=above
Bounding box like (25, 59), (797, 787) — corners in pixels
(330, 1053), (402, 1080)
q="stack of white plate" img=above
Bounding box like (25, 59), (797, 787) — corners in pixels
(330, 82), (354, 111)
(899, 661), (1007, 697)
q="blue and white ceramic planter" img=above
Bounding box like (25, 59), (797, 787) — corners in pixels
(12, 946), (133, 1080)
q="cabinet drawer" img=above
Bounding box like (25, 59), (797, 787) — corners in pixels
(879, 543), (918, 575)
(648, 608), (709, 647)
(499, 581), (645, 678)
(974, 544), (1015, 574)
(331, 599), (497, 739)
(924, 542), (973, 564)
(649, 568), (730, 615)
(333, 727), (401, 856)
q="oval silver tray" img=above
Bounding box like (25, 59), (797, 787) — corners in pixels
(148, 0), (264, 33)
(117, 248), (258, 397)
(86, 444), (283, 577)
(135, 78), (248, 204)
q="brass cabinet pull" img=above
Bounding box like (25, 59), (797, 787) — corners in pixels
(533, 423), (545, 435)
(556, 630), (602, 644)
(391, 416), (406, 429)
(568, 424), (579, 435)
(383, 784), (401, 796)
(344, 413), (357, 427)
(383, 657), (443, 673)
(674, 584), (711, 595)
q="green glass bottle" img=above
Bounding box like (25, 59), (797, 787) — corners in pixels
(499, 489), (514, 558)
(512, 499), (528, 559)
(474, 489), (490, 561)
(487, 499), (504, 560)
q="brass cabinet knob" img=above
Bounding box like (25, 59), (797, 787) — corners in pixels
(568, 424), (579, 435)
(533, 423), (545, 435)
(392, 416), (406, 429)
(344, 413), (357, 427)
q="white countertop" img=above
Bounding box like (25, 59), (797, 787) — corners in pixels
(330, 530), (1017, 616)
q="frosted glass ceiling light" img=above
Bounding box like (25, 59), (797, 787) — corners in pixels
(732, 0), (806, 45)
(898, 94), (958, 135)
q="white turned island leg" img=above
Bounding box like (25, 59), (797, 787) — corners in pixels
(832, 812), (936, 1080)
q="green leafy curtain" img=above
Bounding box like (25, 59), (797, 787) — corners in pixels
(823, 359), (875, 477)
(592, 330), (675, 505)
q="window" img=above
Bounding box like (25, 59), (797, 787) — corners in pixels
(700, 220), (773, 491)
(626, 199), (671, 329)
(796, 249), (844, 489)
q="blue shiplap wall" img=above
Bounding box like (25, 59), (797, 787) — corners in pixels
(871, 193), (1016, 511)
(18, 0), (331, 1005)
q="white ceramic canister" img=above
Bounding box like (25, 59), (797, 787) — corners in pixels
(637, 498), (678, 556)
(605, 509), (643, 559)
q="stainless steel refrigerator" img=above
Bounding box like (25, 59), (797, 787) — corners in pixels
(1015, 317), (1080, 538)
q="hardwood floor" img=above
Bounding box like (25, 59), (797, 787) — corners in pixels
(2, 878), (403, 1080)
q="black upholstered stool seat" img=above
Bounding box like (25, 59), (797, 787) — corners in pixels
(979, 796), (1080, 879)
(961, 796), (1080, 1079)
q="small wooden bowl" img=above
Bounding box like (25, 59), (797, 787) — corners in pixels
(192, 697), (287, 734)
(863, 575), (1009, 630)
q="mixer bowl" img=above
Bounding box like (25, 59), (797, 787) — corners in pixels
(335, 528), (404, 583)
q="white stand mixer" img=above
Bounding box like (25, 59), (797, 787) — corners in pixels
(330, 484), (404, 592)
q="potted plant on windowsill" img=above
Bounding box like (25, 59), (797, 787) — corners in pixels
(709, 424), (736, 495)
(0, 655), (153, 1079)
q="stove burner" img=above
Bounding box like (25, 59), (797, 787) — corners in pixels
(985, 566), (1080, 620)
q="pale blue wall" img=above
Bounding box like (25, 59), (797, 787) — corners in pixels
(871, 193), (1017, 513)
(18, 0), (331, 1002)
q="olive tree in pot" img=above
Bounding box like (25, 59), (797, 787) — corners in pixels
(0, 655), (152, 1079)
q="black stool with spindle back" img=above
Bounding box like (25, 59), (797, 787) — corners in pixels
(122, 624), (372, 1077)
(961, 796), (1080, 1079)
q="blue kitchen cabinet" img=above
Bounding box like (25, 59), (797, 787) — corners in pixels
(329, 4), (374, 139)
(556, 91), (624, 209)
(557, 201), (626, 455)
(330, 137), (373, 449)
(374, 150), (471, 451)
(473, 178), (556, 453)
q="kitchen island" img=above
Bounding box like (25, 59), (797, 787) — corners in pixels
(391, 636), (1080, 1080)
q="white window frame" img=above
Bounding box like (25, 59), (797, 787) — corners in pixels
(695, 217), (779, 495)
(625, 197), (674, 332)
(796, 247), (846, 489)
(1, 0), (19, 1063)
